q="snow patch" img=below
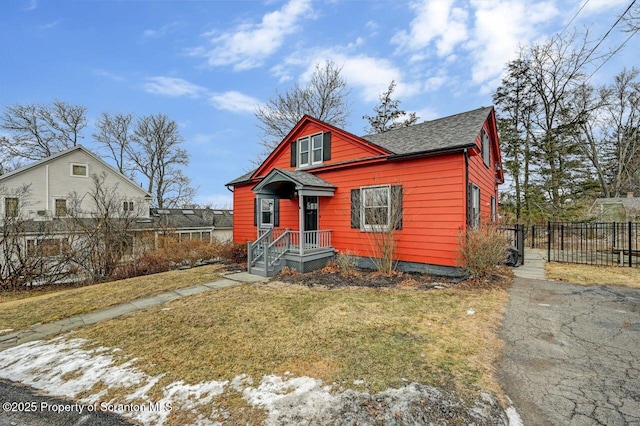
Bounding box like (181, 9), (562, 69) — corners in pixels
(506, 406), (523, 425)
(467, 309), (475, 315)
(0, 328), (14, 334)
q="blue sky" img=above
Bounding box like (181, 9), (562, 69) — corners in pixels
(1, 0), (637, 207)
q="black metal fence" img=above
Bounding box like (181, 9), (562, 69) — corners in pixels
(520, 222), (640, 268)
(499, 224), (525, 265)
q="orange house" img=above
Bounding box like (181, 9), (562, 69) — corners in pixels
(226, 106), (504, 277)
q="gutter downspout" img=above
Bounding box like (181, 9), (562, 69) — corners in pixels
(464, 149), (469, 228)
(45, 165), (50, 213)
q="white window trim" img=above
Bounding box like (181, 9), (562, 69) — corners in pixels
(360, 184), (391, 232)
(470, 184), (480, 228)
(123, 200), (134, 212)
(70, 163), (89, 177)
(259, 197), (275, 228)
(297, 132), (323, 169)
(3, 196), (20, 218)
(53, 197), (68, 217)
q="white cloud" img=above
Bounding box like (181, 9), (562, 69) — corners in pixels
(210, 91), (260, 113)
(467, 0), (559, 84)
(582, 0), (629, 14)
(142, 21), (181, 39)
(94, 69), (125, 82)
(189, 0), (314, 71)
(143, 77), (207, 98)
(392, 0), (469, 57)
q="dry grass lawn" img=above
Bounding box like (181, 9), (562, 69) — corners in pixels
(0, 264), (223, 334)
(71, 282), (510, 425)
(546, 262), (640, 289)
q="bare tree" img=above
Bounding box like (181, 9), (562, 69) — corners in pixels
(93, 112), (134, 175)
(0, 100), (86, 165)
(255, 61), (351, 153)
(0, 184), (74, 289)
(130, 114), (192, 208)
(67, 172), (146, 281)
(363, 80), (419, 134)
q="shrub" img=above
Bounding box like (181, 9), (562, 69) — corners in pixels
(334, 251), (360, 277)
(457, 224), (510, 279)
(228, 243), (248, 264)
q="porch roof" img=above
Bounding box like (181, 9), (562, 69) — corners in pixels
(252, 168), (335, 196)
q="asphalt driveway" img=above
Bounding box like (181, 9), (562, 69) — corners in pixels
(499, 277), (640, 425)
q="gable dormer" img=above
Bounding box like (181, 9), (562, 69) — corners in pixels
(253, 116), (389, 178)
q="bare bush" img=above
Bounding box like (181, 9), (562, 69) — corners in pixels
(334, 251), (359, 276)
(457, 224), (510, 279)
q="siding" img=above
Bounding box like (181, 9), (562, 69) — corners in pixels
(255, 120), (387, 177)
(467, 121), (500, 225)
(0, 149), (150, 219)
(234, 153), (467, 267)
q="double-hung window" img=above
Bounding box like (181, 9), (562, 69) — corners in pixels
(470, 184), (481, 228)
(298, 133), (323, 168)
(361, 185), (391, 231)
(260, 198), (274, 227)
(4, 197), (19, 218)
(123, 201), (134, 212)
(54, 198), (67, 217)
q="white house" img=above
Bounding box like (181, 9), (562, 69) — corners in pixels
(1, 145), (152, 220)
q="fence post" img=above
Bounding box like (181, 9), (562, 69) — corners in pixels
(518, 224), (525, 265)
(531, 225), (535, 249)
(629, 221), (633, 268)
(547, 221), (551, 261)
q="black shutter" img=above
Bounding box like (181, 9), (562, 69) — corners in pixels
(290, 142), (297, 167)
(253, 198), (258, 226)
(274, 199), (280, 227)
(323, 132), (331, 161)
(391, 185), (403, 230)
(350, 189), (361, 229)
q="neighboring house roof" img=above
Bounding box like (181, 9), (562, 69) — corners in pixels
(362, 106), (493, 156)
(2, 208), (234, 234)
(227, 106), (495, 186)
(0, 145), (152, 199)
(150, 208), (233, 230)
(590, 195), (640, 219)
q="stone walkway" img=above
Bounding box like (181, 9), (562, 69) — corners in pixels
(0, 271), (266, 351)
(513, 248), (547, 280)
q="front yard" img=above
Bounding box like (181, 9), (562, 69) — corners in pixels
(0, 264), (224, 335)
(0, 265), (512, 425)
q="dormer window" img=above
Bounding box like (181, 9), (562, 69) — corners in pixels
(290, 132), (331, 168)
(298, 133), (323, 168)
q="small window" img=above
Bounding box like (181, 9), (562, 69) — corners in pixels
(71, 163), (88, 177)
(123, 201), (134, 212)
(470, 184), (481, 228)
(481, 130), (490, 168)
(4, 197), (19, 218)
(260, 198), (274, 227)
(297, 133), (323, 168)
(491, 196), (497, 222)
(54, 199), (67, 217)
(361, 185), (390, 231)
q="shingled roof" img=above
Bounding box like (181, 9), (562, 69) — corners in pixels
(226, 106), (494, 186)
(362, 106), (493, 155)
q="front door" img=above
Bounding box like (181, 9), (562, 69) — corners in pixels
(304, 196), (318, 231)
